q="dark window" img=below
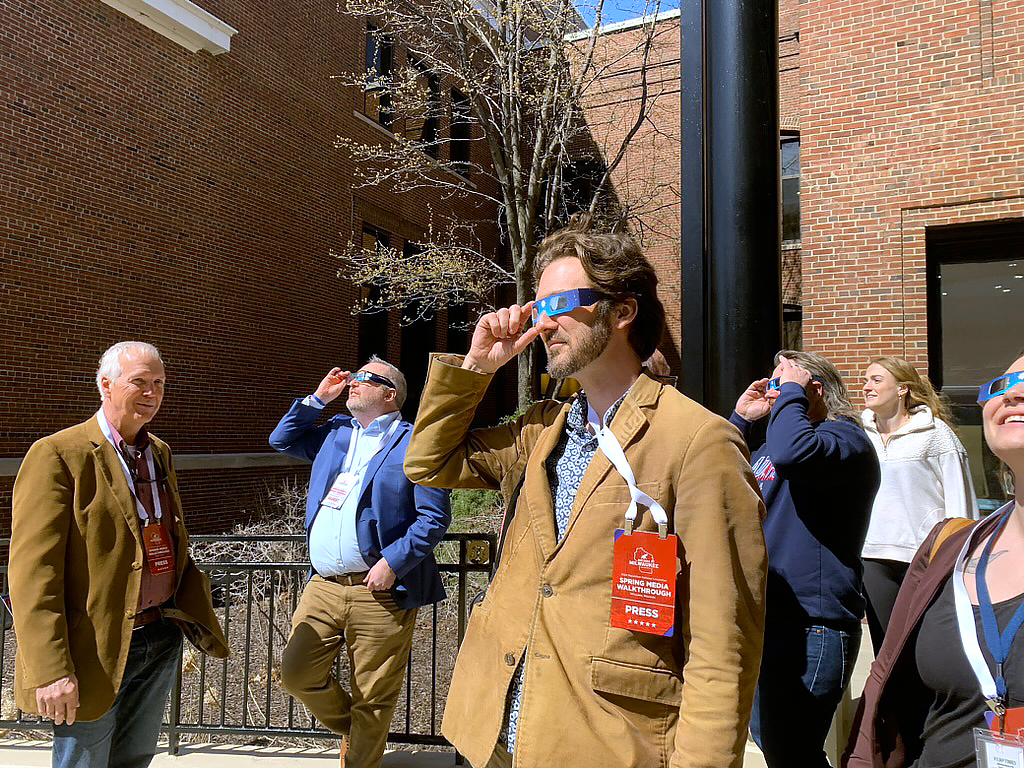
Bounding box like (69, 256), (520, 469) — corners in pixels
(927, 218), (1024, 511)
(450, 89), (472, 175)
(364, 23), (394, 128)
(408, 58), (440, 158)
(358, 227), (390, 361)
(781, 134), (800, 241)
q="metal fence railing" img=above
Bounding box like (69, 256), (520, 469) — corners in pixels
(0, 533), (495, 755)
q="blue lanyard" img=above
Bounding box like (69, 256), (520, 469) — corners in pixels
(975, 509), (1024, 706)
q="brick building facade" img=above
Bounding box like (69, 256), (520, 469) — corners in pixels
(591, 3), (1021, 506)
(1, 0), (510, 534)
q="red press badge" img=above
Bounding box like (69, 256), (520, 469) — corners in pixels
(610, 528), (678, 636)
(143, 523), (175, 575)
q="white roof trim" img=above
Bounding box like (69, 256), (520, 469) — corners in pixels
(567, 7), (681, 40)
(100, 0), (238, 55)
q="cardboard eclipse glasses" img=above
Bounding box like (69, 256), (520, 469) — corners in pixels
(978, 371), (1024, 404)
(349, 371), (395, 388)
(532, 288), (612, 323)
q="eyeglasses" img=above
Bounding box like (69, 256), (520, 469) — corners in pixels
(349, 371), (395, 389)
(977, 371), (1024, 404)
(767, 376), (820, 391)
(532, 288), (612, 323)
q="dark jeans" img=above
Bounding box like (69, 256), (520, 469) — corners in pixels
(750, 622), (860, 768)
(862, 558), (909, 655)
(52, 620), (182, 768)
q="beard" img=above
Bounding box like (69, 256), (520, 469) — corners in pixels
(546, 308), (612, 379)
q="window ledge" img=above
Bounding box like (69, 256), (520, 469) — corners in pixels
(101, 0), (238, 55)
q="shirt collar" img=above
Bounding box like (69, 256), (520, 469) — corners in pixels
(96, 408), (151, 452)
(566, 389), (629, 444)
(354, 410), (400, 437)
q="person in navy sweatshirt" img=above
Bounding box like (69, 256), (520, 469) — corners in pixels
(731, 350), (880, 768)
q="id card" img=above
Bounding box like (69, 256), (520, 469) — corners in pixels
(143, 523), (175, 575)
(610, 529), (678, 636)
(976, 727), (1024, 768)
(322, 472), (358, 509)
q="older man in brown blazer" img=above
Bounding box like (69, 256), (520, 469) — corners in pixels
(9, 341), (227, 768)
(405, 218), (767, 768)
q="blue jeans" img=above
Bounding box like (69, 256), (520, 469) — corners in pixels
(53, 620), (182, 768)
(750, 623), (860, 768)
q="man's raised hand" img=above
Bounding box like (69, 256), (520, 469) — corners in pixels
(315, 368), (351, 404)
(462, 303), (540, 374)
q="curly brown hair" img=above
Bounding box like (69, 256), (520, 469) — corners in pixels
(533, 215), (665, 360)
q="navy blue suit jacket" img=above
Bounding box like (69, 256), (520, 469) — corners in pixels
(269, 399), (451, 609)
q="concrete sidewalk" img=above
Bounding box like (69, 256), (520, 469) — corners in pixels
(0, 741), (462, 767)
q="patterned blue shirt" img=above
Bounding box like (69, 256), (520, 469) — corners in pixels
(503, 389), (627, 752)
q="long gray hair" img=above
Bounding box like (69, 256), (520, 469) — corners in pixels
(776, 349), (860, 424)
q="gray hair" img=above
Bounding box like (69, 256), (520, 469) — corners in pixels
(365, 355), (407, 409)
(775, 349), (860, 424)
(96, 342), (164, 400)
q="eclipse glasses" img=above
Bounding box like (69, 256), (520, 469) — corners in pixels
(349, 371), (395, 389)
(977, 371), (1024, 404)
(531, 288), (612, 323)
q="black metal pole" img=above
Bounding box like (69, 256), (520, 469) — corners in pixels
(680, 0), (781, 415)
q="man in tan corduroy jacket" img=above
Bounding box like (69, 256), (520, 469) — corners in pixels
(9, 342), (227, 768)
(405, 219), (767, 768)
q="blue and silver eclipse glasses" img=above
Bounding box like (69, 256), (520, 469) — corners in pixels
(531, 288), (612, 323)
(767, 377), (782, 391)
(349, 371), (395, 388)
(977, 371), (1024, 404)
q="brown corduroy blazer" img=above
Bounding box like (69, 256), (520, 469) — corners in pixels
(405, 355), (768, 768)
(10, 415), (228, 721)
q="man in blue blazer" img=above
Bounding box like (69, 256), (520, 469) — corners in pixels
(270, 356), (450, 768)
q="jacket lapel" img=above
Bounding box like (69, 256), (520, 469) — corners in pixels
(85, 416), (143, 542)
(357, 419), (408, 500)
(521, 403), (571, 561)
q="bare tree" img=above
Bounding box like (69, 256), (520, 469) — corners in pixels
(333, 0), (673, 404)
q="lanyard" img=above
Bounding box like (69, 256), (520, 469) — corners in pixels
(342, 416), (400, 475)
(953, 509), (1024, 717)
(98, 411), (165, 525)
(589, 412), (668, 536)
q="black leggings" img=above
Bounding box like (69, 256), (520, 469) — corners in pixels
(862, 558), (910, 655)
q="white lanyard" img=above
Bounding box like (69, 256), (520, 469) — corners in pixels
(342, 416), (400, 475)
(952, 525), (1004, 714)
(589, 412), (668, 533)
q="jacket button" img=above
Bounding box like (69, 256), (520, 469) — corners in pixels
(504, 652), (516, 666)
(541, 584), (553, 597)
(132, 561), (142, 570)
(125, 609), (134, 618)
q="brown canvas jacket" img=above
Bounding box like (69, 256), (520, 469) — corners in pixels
(9, 415), (228, 721)
(405, 354), (767, 768)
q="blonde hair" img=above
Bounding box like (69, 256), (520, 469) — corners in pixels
(868, 356), (952, 425)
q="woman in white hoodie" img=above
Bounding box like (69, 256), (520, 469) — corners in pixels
(860, 356), (978, 653)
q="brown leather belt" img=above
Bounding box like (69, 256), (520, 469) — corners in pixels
(321, 572), (369, 586)
(132, 607), (164, 630)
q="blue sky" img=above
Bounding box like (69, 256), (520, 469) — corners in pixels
(580, 0), (678, 27)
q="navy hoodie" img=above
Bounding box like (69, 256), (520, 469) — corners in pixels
(731, 383), (880, 628)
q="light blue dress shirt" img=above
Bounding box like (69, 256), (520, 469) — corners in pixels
(306, 407), (401, 576)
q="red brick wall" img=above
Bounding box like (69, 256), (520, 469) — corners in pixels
(578, 15), (682, 367)
(1, 0), (503, 531)
(799, 0), (1024, 378)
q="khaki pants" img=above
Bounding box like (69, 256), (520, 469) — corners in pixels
(281, 575), (417, 768)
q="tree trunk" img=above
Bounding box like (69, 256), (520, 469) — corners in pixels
(516, 267), (536, 408)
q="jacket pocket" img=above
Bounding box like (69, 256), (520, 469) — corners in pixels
(590, 656), (682, 706)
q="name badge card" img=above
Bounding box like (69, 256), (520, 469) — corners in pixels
(143, 523), (175, 575)
(322, 472), (358, 509)
(610, 529), (677, 636)
(976, 727), (1024, 768)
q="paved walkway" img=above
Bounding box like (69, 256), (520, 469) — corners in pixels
(0, 630), (873, 768)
